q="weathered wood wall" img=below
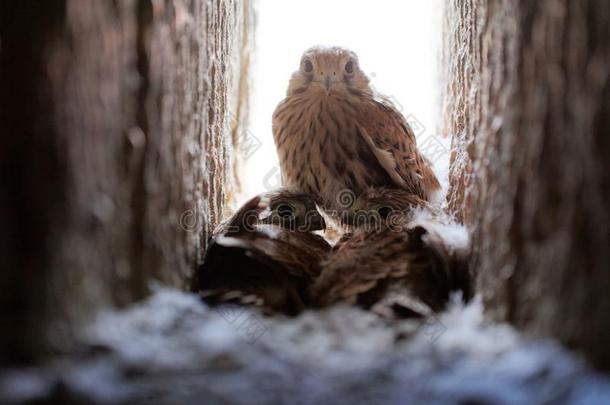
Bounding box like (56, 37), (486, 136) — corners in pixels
(0, 0), (252, 363)
(442, 0), (610, 368)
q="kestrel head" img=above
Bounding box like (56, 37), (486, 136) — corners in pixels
(218, 189), (325, 235)
(287, 46), (372, 97)
(258, 189), (326, 232)
(341, 188), (431, 229)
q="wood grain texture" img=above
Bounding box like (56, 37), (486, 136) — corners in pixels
(0, 0), (252, 363)
(442, 0), (610, 368)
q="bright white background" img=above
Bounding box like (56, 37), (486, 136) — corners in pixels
(239, 0), (445, 203)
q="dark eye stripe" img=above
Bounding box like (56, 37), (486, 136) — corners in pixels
(377, 206), (392, 219)
(277, 204), (295, 218)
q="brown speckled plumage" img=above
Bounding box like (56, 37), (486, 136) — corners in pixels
(198, 189), (330, 315)
(310, 219), (471, 318)
(273, 46), (440, 214)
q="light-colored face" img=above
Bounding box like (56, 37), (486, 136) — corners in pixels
(287, 46), (371, 96)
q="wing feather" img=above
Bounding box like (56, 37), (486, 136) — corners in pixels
(356, 99), (440, 200)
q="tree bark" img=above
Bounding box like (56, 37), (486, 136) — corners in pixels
(442, 0), (610, 369)
(0, 0), (252, 363)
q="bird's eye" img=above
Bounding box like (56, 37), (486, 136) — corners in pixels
(302, 59), (313, 73)
(345, 61), (354, 73)
(377, 206), (392, 219)
(276, 204), (295, 219)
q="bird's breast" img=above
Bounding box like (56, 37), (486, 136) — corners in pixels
(274, 93), (390, 210)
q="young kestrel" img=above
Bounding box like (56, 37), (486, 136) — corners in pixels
(273, 46), (441, 214)
(310, 217), (472, 316)
(340, 187), (439, 229)
(198, 189), (330, 315)
(215, 188), (326, 235)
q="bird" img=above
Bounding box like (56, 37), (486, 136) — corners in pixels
(198, 189), (331, 315)
(215, 188), (327, 235)
(338, 187), (441, 230)
(272, 46), (441, 218)
(310, 189), (472, 318)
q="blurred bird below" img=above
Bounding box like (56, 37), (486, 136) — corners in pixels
(197, 190), (330, 315)
(197, 188), (471, 319)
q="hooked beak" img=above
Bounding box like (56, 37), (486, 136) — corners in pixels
(324, 76), (331, 95)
